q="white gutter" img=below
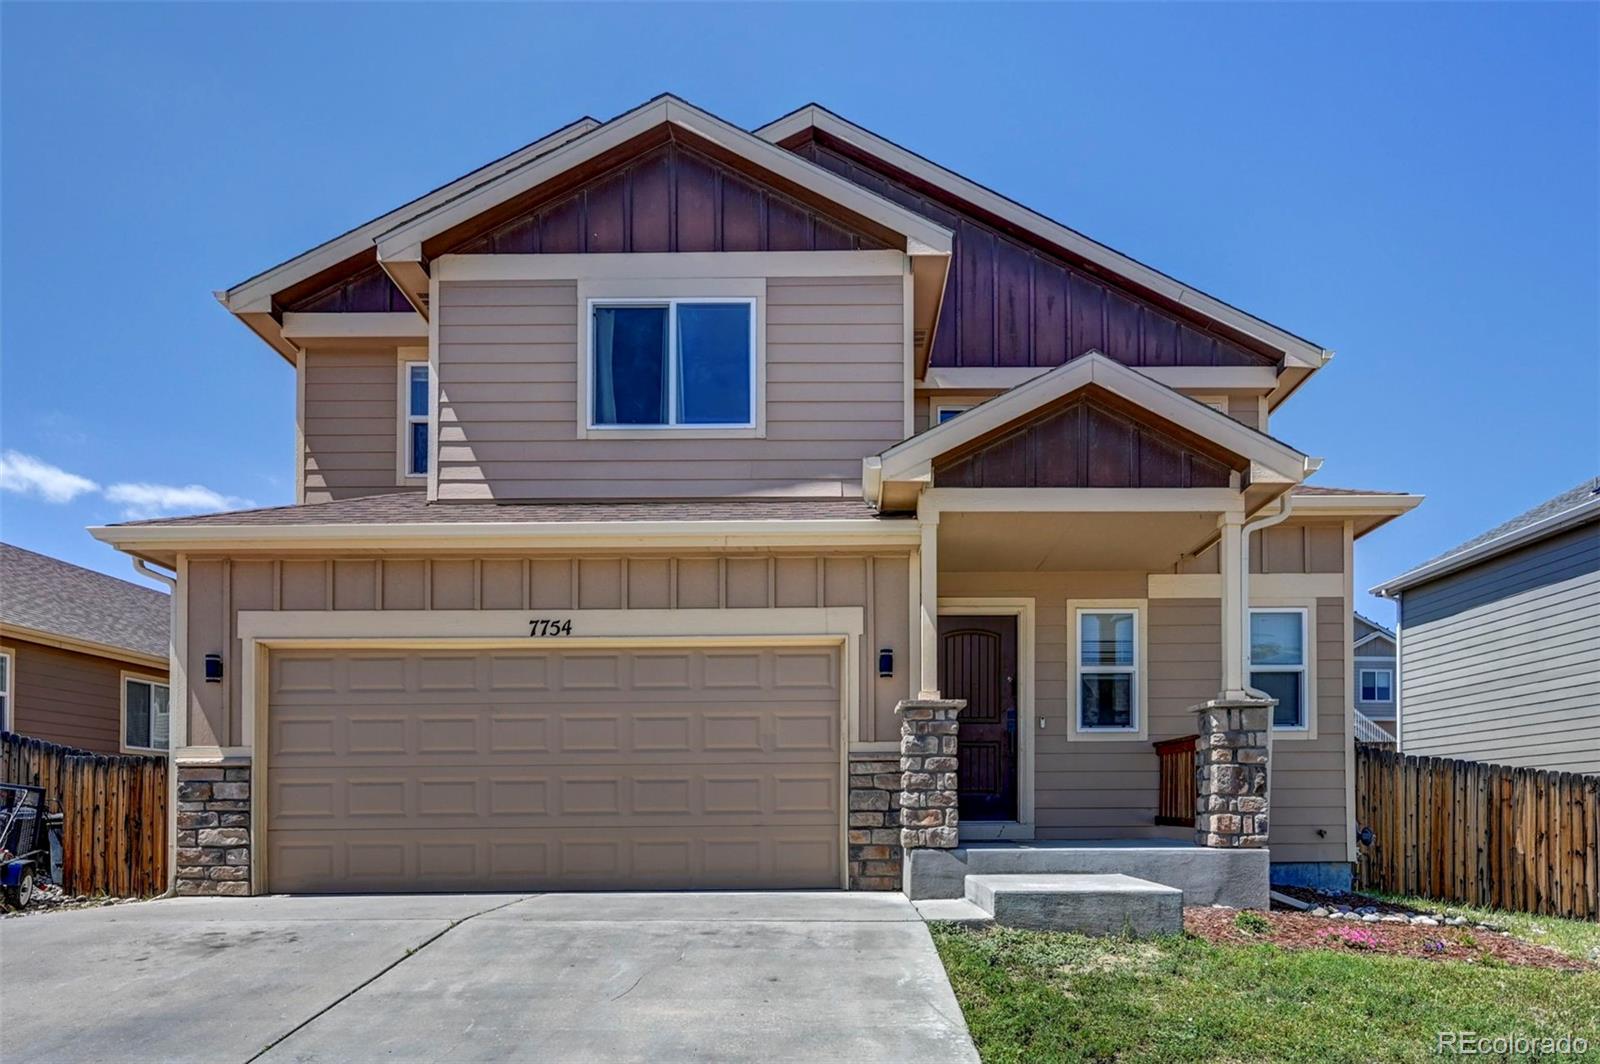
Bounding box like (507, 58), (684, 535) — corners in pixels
(1239, 490), (1298, 690)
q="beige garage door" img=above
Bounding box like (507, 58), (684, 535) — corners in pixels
(265, 644), (843, 892)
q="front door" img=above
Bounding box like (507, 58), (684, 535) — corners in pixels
(938, 615), (1018, 822)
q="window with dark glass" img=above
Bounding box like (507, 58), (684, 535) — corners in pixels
(405, 362), (429, 476)
(592, 300), (753, 428)
(124, 677), (170, 752)
(1078, 610), (1138, 730)
(1250, 609), (1308, 729)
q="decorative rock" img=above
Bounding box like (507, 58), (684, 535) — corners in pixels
(1380, 914), (1407, 923)
(1362, 913), (1381, 922)
(1444, 916), (1467, 926)
(1310, 907), (1330, 917)
(1411, 916), (1438, 926)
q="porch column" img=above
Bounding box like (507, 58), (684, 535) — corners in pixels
(1217, 512), (1248, 698)
(917, 509), (940, 699)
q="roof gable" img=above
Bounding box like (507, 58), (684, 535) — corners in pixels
(872, 352), (1309, 494)
(757, 105), (1331, 386)
(934, 388), (1237, 490)
(444, 137), (892, 256)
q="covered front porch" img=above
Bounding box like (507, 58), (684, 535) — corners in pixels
(868, 354), (1304, 898)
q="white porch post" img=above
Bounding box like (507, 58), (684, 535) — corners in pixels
(1218, 511), (1248, 698)
(917, 506), (940, 699)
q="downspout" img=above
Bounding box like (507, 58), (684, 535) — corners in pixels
(1236, 486), (1303, 830)
(131, 557), (180, 899)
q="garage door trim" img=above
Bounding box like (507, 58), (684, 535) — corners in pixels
(239, 607), (864, 893)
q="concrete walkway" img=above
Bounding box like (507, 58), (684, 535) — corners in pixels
(0, 892), (977, 1063)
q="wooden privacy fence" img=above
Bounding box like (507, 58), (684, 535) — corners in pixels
(1356, 745), (1600, 921)
(0, 731), (168, 897)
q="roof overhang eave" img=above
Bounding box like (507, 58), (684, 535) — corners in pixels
(90, 518), (923, 561)
(1371, 494), (1597, 596)
(0, 621), (168, 672)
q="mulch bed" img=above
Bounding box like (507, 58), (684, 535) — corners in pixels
(1184, 907), (1592, 972)
(1271, 884), (1424, 916)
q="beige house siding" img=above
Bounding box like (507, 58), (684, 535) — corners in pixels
(939, 571), (1350, 864)
(183, 551), (912, 753)
(301, 347), (418, 503)
(0, 635), (167, 754)
(435, 276), (905, 501)
(1177, 521), (1345, 575)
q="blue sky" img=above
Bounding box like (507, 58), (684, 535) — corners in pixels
(2, 3), (1595, 620)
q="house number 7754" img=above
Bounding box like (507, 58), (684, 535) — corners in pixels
(528, 618), (573, 637)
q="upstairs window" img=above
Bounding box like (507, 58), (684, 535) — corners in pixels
(0, 649), (11, 731)
(935, 404), (973, 425)
(590, 299), (754, 429)
(123, 675), (170, 752)
(1250, 608), (1308, 729)
(403, 361), (429, 477)
(1359, 668), (1393, 703)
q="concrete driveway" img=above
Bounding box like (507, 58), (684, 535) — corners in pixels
(0, 892), (977, 1063)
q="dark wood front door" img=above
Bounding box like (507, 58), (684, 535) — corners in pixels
(939, 615), (1019, 822)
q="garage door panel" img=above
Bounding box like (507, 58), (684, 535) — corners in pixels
(266, 826), (841, 893)
(267, 645), (842, 893)
(267, 767), (840, 828)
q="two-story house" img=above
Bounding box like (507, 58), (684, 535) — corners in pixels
(95, 96), (1420, 899)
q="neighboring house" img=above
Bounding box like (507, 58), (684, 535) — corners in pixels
(1352, 613), (1397, 739)
(92, 95), (1421, 898)
(0, 543), (171, 755)
(1374, 478), (1600, 774)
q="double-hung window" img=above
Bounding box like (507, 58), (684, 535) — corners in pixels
(1250, 608), (1309, 730)
(1359, 668), (1392, 703)
(403, 361), (429, 477)
(1076, 608), (1139, 732)
(589, 299), (755, 429)
(123, 675), (171, 752)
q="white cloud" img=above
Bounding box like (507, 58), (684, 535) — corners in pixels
(104, 482), (253, 520)
(0, 451), (100, 503)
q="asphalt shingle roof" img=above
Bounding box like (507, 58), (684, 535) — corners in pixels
(112, 493), (896, 528)
(0, 543), (169, 659)
(1404, 477), (1600, 576)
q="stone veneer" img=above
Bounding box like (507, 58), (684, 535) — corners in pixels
(175, 762), (252, 896)
(847, 753), (902, 890)
(1193, 697), (1271, 848)
(896, 699), (964, 851)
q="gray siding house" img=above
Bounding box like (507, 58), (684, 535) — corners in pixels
(1373, 479), (1600, 773)
(1353, 613), (1397, 739)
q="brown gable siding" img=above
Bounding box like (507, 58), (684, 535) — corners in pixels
(286, 262), (412, 314)
(787, 133), (1275, 372)
(449, 139), (891, 257)
(934, 391), (1235, 489)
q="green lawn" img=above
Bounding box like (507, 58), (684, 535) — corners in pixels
(931, 924), (1600, 1064)
(1368, 892), (1600, 964)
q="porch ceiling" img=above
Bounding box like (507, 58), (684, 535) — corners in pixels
(937, 510), (1221, 572)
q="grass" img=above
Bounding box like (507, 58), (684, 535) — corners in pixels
(931, 924), (1600, 1064)
(1367, 892), (1600, 963)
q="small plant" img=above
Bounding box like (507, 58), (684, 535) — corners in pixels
(1422, 938), (1448, 954)
(1317, 926), (1381, 950)
(1456, 932), (1477, 949)
(1234, 911), (1272, 936)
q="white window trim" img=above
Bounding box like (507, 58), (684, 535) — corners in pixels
(1067, 599), (1148, 742)
(1188, 393), (1231, 416)
(577, 282), (765, 440)
(1248, 604), (1314, 736)
(0, 648), (13, 732)
(397, 348), (429, 483)
(120, 670), (171, 754)
(1358, 667), (1393, 704)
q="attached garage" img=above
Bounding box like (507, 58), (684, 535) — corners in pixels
(263, 644), (844, 892)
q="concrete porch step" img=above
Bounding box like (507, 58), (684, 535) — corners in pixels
(963, 873), (1183, 936)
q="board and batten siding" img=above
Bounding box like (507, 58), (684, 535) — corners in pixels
(1397, 521), (1600, 773)
(300, 347), (418, 503)
(182, 551), (911, 753)
(434, 276), (906, 501)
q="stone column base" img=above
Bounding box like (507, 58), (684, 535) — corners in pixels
(175, 762), (251, 896)
(896, 698), (964, 851)
(847, 754), (902, 890)
(1191, 695), (1271, 849)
